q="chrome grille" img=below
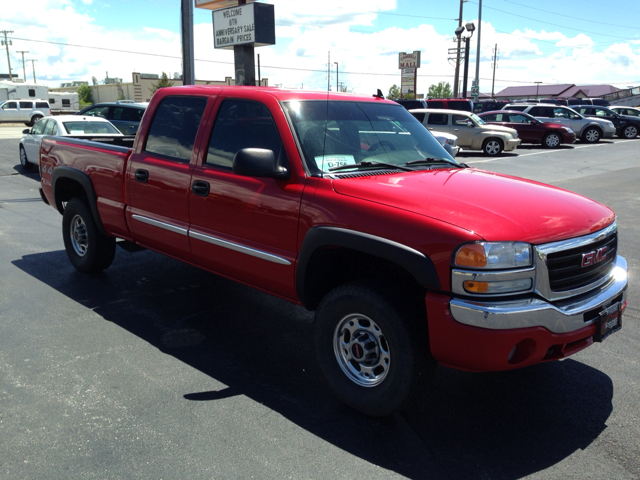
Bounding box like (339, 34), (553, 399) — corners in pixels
(546, 234), (617, 292)
(534, 222), (618, 301)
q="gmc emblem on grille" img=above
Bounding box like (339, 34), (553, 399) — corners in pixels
(582, 246), (608, 267)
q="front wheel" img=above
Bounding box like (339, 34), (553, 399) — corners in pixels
(62, 198), (116, 273)
(622, 124), (638, 139)
(582, 127), (601, 143)
(483, 138), (503, 156)
(19, 146), (32, 169)
(314, 283), (434, 417)
(543, 132), (561, 148)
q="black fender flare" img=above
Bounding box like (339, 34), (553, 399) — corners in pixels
(296, 226), (440, 306)
(52, 166), (107, 235)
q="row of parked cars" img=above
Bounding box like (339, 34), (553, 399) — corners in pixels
(401, 100), (640, 156)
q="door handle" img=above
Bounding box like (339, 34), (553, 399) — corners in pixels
(192, 180), (210, 197)
(135, 169), (149, 183)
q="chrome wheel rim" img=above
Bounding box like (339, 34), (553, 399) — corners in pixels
(586, 129), (599, 142)
(70, 214), (89, 256)
(546, 134), (560, 147)
(485, 141), (501, 155)
(333, 313), (390, 387)
(20, 148), (27, 166)
(624, 126), (637, 138)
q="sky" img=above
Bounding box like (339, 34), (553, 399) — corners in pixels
(2, 0), (640, 96)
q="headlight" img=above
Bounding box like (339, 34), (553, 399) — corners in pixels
(446, 138), (456, 146)
(512, 131), (518, 139)
(454, 242), (532, 269)
(606, 121), (614, 127)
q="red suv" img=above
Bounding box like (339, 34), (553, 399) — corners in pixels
(478, 110), (576, 148)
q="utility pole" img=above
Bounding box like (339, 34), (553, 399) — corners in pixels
(29, 59), (37, 83)
(17, 50), (29, 81)
(474, 0), (482, 93)
(180, 0), (195, 85)
(1, 30), (14, 81)
(491, 44), (498, 98)
(453, 0), (464, 97)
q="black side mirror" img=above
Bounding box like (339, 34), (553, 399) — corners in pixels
(22, 128), (31, 134)
(233, 148), (290, 180)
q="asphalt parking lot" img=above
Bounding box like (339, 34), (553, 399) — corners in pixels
(0, 124), (638, 479)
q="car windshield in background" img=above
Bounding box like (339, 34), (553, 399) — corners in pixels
(283, 101), (455, 175)
(62, 121), (120, 135)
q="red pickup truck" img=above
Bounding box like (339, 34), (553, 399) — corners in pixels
(39, 86), (628, 416)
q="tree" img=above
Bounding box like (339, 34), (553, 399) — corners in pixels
(77, 84), (94, 105)
(428, 82), (452, 99)
(387, 84), (401, 100)
(149, 72), (175, 95)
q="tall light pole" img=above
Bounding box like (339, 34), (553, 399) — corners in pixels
(1, 30), (14, 81)
(17, 50), (29, 81)
(456, 23), (475, 99)
(453, 0), (464, 97)
(474, 0), (482, 93)
(334, 62), (338, 92)
(535, 81), (542, 100)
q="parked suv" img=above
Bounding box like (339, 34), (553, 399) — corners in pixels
(425, 98), (473, 112)
(478, 110), (576, 148)
(610, 106), (640, 118)
(394, 99), (428, 110)
(0, 99), (51, 126)
(572, 105), (640, 139)
(503, 104), (616, 143)
(410, 108), (521, 155)
(77, 102), (147, 135)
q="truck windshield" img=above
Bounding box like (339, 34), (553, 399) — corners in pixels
(283, 100), (456, 175)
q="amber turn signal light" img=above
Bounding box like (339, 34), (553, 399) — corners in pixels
(455, 244), (487, 268)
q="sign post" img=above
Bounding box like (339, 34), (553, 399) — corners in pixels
(196, 0), (275, 86)
(398, 51), (421, 98)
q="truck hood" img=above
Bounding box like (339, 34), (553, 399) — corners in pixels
(331, 168), (614, 244)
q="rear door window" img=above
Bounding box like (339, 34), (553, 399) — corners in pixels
(144, 96), (207, 161)
(427, 113), (448, 126)
(529, 106), (554, 117)
(19, 101), (33, 109)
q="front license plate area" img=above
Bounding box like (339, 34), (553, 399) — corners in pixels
(593, 302), (622, 342)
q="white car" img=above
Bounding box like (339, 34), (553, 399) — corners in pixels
(432, 131), (461, 157)
(19, 115), (122, 169)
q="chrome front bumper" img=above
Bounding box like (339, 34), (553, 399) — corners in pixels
(450, 256), (628, 334)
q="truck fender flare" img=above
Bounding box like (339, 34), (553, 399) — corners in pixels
(52, 166), (107, 235)
(296, 226), (440, 305)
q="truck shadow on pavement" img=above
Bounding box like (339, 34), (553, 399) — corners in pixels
(13, 248), (614, 480)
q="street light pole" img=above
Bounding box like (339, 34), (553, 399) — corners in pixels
(474, 0), (482, 91)
(29, 59), (37, 83)
(334, 62), (338, 92)
(462, 36), (471, 98)
(453, 0), (464, 97)
(535, 81), (542, 100)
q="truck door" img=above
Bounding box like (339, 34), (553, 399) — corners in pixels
(188, 95), (304, 300)
(125, 95), (209, 261)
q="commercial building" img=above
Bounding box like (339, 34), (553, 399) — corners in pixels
(494, 84), (620, 100)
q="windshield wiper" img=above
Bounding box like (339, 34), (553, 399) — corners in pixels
(328, 160), (413, 172)
(405, 158), (461, 167)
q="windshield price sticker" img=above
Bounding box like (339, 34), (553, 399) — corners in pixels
(594, 302), (622, 342)
(316, 155), (356, 172)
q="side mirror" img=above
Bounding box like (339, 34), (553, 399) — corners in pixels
(466, 121), (475, 127)
(233, 148), (290, 180)
(23, 128), (31, 134)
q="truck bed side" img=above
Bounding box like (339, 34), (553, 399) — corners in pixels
(40, 136), (133, 239)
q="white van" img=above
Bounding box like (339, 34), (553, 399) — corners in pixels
(0, 99), (52, 126)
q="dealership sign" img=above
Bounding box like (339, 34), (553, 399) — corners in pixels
(211, 2), (275, 49)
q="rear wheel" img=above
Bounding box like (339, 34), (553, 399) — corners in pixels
(26, 114), (42, 127)
(62, 198), (116, 273)
(582, 127), (601, 143)
(483, 138), (503, 156)
(314, 282), (435, 417)
(543, 132), (561, 148)
(622, 124), (638, 139)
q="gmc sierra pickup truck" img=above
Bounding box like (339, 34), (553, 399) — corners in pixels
(39, 86), (628, 416)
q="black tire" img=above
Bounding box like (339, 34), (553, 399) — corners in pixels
(622, 124), (638, 139)
(543, 132), (562, 148)
(483, 138), (503, 156)
(314, 282), (435, 417)
(19, 146), (32, 169)
(582, 126), (601, 143)
(26, 114), (42, 127)
(62, 198), (116, 273)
